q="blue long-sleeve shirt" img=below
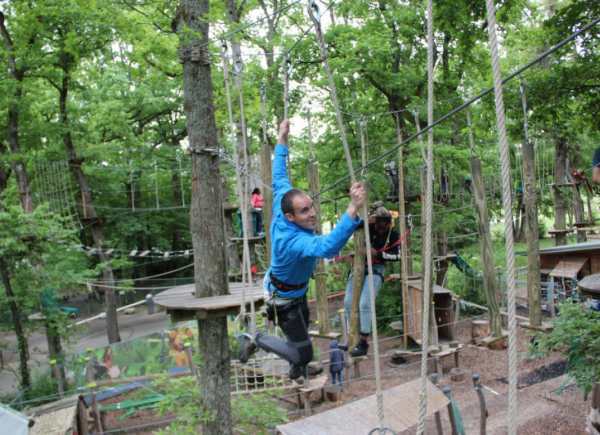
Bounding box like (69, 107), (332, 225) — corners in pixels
(266, 144), (360, 298)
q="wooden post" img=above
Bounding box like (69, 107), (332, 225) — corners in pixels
(571, 179), (587, 243)
(519, 82), (542, 328)
(178, 0), (232, 432)
(349, 228), (365, 348)
(470, 157), (502, 337)
(553, 137), (568, 245)
(473, 373), (487, 435)
(77, 396), (90, 435)
(91, 389), (103, 434)
(349, 117), (368, 348)
(443, 385), (458, 435)
(430, 373), (445, 435)
(338, 308), (348, 344)
(395, 113), (411, 349)
(307, 109), (330, 334)
(588, 383), (600, 434)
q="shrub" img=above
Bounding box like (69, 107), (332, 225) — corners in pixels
(531, 302), (600, 395)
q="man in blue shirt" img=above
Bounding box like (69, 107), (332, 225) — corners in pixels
(239, 119), (366, 381)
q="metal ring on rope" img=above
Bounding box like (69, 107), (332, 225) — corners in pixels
(367, 428), (398, 435)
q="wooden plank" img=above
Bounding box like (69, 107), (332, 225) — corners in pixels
(154, 282), (264, 311)
(298, 375), (328, 393)
(308, 330), (341, 340)
(277, 378), (448, 435)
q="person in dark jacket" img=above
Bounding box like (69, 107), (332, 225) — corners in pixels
(343, 203), (400, 357)
(329, 340), (345, 387)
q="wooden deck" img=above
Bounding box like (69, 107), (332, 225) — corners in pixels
(154, 282), (264, 321)
(277, 378), (449, 435)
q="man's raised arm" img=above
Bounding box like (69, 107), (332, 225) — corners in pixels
(273, 120), (292, 197)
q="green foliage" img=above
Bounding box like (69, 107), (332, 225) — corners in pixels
(1, 369), (65, 410)
(0, 205), (91, 328)
(154, 376), (287, 434)
(531, 302), (600, 395)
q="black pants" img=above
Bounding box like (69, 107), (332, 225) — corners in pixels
(256, 297), (313, 367)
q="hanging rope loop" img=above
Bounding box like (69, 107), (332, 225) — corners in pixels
(259, 82), (266, 101)
(307, 0), (320, 22)
(234, 57), (243, 75)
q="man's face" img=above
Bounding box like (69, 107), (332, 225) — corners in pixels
(285, 193), (317, 231)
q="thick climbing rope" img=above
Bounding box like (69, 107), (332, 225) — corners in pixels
(484, 1), (519, 433)
(283, 54), (291, 120)
(233, 46), (257, 333)
(416, 0), (435, 432)
(307, 1), (385, 431)
(221, 42), (255, 332)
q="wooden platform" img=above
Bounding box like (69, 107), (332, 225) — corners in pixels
(548, 228), (574, 234)
(277, 378), (449, 435)
(154, 282), (264, 321)
(308, 330), (341, 340)
(296, 375), (329, 416)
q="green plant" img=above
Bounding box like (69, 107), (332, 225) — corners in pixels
(530, 302), (600, 395)
(154, 376), (287, 434)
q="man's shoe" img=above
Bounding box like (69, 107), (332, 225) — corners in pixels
(289, 364), (304, 381)
(350, 340), (369, 357)
(238, 333), (257, 363)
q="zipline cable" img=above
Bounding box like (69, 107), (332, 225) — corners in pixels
(307, 1), (385, 431)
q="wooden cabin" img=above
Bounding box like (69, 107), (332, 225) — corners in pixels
(405, 279), (458, 345)
(539, 241), (600, 299)
(539, 241), (600, 279)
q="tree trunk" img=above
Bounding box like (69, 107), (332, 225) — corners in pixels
(435, 229), (449, 286)
(572, 184), (587, 243)
(349, 228), (365, 348)
(553, 137), (568, 246)
(0, 259), (31, 392)
(0, 16), (35, 391)
(60, 71), (120, 343)
(522, 140), (542, 327)
(178, 0), (232, 432)
(45, 320), (66, 395)
(0, 14), (34, 213)
(470, 157), (502, 337)
(7, 84), (33, 213)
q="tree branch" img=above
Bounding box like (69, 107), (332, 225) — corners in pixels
(361, 70), (391, 100)
(0, 11), (18, 77)
(143, 54), (180, 78)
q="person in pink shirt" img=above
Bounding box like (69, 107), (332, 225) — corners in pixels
(251, 188), (264, 236)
